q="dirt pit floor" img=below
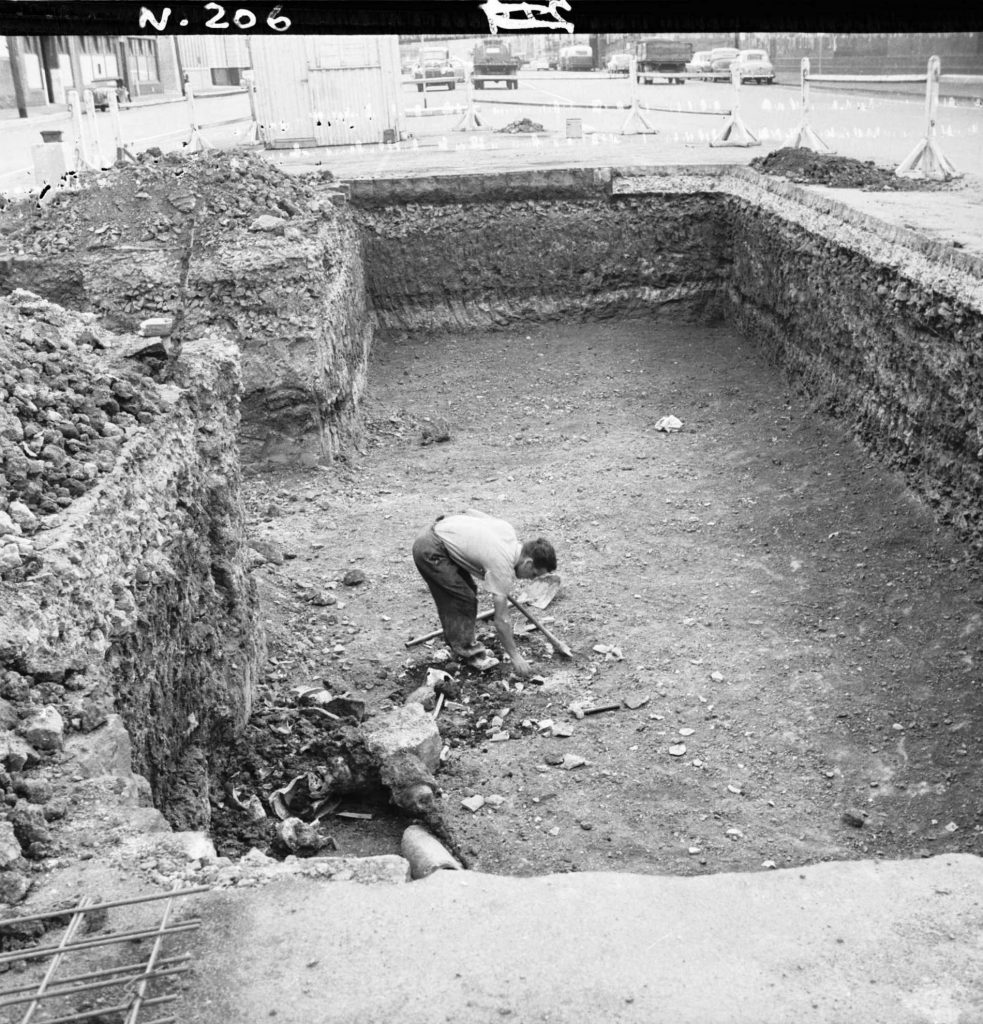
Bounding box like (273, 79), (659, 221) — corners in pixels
(233, 315), (983, 876)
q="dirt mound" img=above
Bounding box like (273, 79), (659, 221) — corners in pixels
(750, 147), (956, 191)
(0, 149), (336, 260)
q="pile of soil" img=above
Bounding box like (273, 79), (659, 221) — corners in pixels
(497, 119), (546, 134)
(0, 292), (162, 580)
(0, 150), (336, 260)
(750, 147), (956, 191)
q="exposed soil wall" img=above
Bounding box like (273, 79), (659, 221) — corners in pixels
(349, 166), (983, 551)
(0, 153), (369, 466)
(0, 291), (264, 851)
(351, 169), (732, 332)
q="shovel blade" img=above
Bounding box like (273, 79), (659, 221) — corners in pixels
(516, 572), (562, 610)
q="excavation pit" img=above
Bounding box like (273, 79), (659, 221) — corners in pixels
(0, 154), (981, 900)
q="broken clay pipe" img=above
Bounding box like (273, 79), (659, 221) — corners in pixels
(401, 824), (463, 879)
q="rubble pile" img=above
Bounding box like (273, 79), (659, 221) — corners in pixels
(749, 147), (955, 191)
(0, 291), (163, 581)
(0, 149), (338, 261)
(497, 118), (546, 134)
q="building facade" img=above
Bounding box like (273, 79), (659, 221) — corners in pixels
(0, 34), (182, 111)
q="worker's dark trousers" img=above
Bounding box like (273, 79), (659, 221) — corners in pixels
(412, 524), (479, 655)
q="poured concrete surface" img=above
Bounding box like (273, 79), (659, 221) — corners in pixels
(181, 854), (983, 1024)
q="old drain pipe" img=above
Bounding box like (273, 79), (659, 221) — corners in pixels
(401, 824), (463, 879)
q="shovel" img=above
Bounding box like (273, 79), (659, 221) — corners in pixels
(405, 572), (563, 648)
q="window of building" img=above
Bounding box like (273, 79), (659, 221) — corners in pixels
(128, 38), (160, 82)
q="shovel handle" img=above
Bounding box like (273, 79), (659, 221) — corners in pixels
(405, 608), (495, 648)
(507, 596), (573, 659)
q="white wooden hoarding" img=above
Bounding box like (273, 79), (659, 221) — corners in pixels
(250, 35), (403, 148)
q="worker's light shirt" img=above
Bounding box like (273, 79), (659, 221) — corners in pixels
(434, 510), (521, 597)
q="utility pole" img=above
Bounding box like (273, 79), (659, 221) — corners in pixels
(7, 36), (30, 118)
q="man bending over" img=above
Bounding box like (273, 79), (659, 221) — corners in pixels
(413, 510), (557, 677)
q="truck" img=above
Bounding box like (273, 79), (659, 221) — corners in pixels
(558, 43), (594, 71)
(414, 45), (456, 91)
(634, 38), (694, 84)
(471, 39), (520, 90)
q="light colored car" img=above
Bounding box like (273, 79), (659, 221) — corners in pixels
(606, 53), (632, 75)
(708, 47), (740, 78)
(686, 50), (712, 78)
(528, 55), (550, 71)
(733, 49), (775, 84)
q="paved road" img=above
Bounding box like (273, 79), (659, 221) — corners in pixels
(1, 70), (979, 198)
(404, 70), (983, 176)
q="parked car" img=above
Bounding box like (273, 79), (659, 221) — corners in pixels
(413, 54), (456, 91)
(606, 53), (632, 75)
(733, 49), (775, 84)
(89, 76), (129, 110)
(686, 50), (712, 78)
(708, 47), (740, 78)
(528, 55), (550, 71)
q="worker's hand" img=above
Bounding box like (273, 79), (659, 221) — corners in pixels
(510, 653), (533, 678)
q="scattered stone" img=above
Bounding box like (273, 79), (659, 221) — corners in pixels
(841, 809), (867, 828)
(13, 776), (53, 804)
(276, 817), (336, 856)
(0, 734), (40, 771)
(727, 785), (743, 795)
(485, 794), (506, 808)
(668, 744), (687, 757)
(547, 826), (560, 836)
(0, 868), (31, 904)
(710, 671), (725, 682)
(361, 703), (442, 774)
(311, 590), (337, 606)
(490, 731), (510, 742)
(342, 569), (367, 586)
(678, 728), (695, 737)
(0, 696), (19, 731)
(138, 316), (174, 338)
(579, 821), (593, 831)
(623, 693), (650, 710)
(17, 706), (65, 752)
(247, 538), (285, 565)
(654, 415), (682, 432)
(552, 723), (574, 738)
(725, 828), (744, 840)
(249, 214), (288, 234)
(543, 753), (564, 766)
(0, 820), (22, 869)
(762, 860), (777, 869)
(461, 795), (485, 813)
(560, 754), (587, 770)
(9, 800), (51, 855)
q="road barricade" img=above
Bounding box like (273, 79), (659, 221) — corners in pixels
(790, 56), (958, 180)
(709, 67), (760, 148)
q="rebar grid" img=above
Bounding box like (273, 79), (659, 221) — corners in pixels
(0, 885), (209, 1024)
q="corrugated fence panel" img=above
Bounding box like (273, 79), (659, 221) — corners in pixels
(250, 36), (317, 146)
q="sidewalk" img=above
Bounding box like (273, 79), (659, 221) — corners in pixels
(180, 854), (983, 1024)
(0, 87), (245, 124)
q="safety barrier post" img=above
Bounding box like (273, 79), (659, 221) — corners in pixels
(184, 80), (210, 152)
(896, 56), (959, 180)
(243, 77), (262, 144)
(67, 89), (94, 172)
(709, 65), (760, 147)
(453, 71), (483, 131)
(620, 56), (656, 134)
(788, 57), (831, 152)
(82, 89), (106, 168)
(108, 91), (138, 163)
